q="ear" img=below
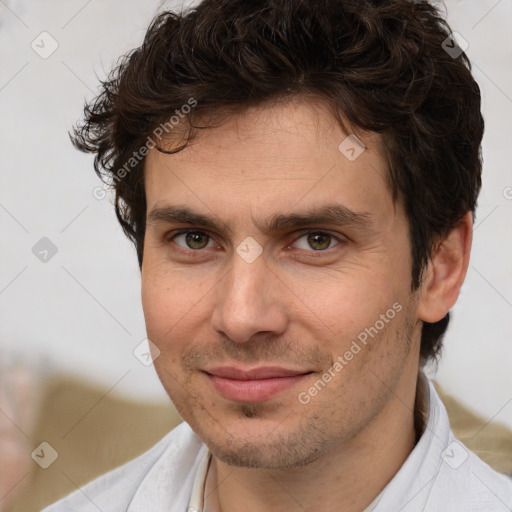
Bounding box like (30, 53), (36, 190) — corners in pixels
(417, 212), (473, 323)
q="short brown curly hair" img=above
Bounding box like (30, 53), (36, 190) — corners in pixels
(71, 0), (484, 364)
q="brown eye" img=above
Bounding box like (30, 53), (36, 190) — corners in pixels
(292, 231), (340, 252)
(306, 232), (333, 251)
(173, 231), (213, 250)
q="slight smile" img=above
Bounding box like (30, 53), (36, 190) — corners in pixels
(204, 366), (314, 402)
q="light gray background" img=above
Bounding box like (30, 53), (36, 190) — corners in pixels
(1, 0), (511, 429)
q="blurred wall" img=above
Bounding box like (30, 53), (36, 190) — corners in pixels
(1, 0), (511, 431)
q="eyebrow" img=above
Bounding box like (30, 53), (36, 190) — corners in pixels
(147, 203), (374, 235)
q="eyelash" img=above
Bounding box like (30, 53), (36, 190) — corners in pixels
(165, 229), (345, 257)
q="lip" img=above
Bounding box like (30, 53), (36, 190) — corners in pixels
(204, 366), (313, 402)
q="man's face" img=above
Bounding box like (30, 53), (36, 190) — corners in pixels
(141, 98), (423, 469)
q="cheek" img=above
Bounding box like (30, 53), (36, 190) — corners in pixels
(141, 267), (179, 342)
(141, 271), (162, 331)
(141, 265), (207, 358)
(142, 249), (183, 309)
(301, 267), (403, 341)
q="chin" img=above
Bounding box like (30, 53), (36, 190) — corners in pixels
(189, 408), (332, 470)
(208, 437), (327, 469)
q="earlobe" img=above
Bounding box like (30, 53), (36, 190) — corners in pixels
(417, 212), (473, 323)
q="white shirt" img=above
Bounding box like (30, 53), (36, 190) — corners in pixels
(42, 380), (512, 512)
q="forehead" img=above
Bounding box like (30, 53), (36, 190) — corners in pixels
(143, 97), (395, 227)
(152, 97), (384, 166)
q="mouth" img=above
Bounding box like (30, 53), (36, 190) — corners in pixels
(203, 366), (314, 403)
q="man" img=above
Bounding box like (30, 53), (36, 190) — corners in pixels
(44, 0), (512, 510)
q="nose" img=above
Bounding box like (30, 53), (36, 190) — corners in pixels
(210, 251), (288, 344)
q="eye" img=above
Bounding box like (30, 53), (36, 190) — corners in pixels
(168, 229), (343, 254)
(292, 231), (341, 252)
(171, 231), (216, 250)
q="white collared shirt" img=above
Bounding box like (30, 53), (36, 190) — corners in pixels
(43, 380), (512, 512)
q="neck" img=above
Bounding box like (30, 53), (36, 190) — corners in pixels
(204, 372), (427, 512)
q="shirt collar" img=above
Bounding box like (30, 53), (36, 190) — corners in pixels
(188, 448), (212, 512)
(365, 375), (451, 510)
